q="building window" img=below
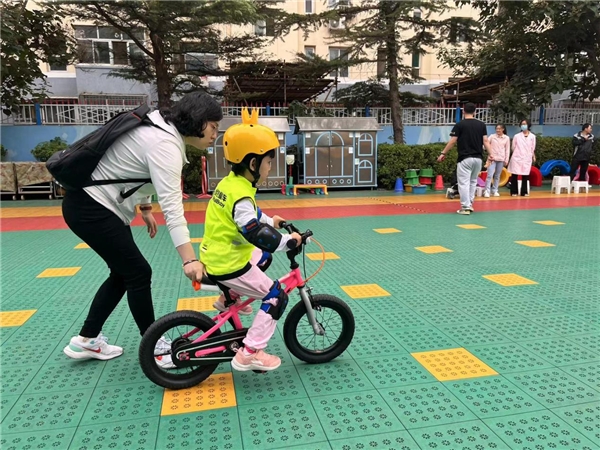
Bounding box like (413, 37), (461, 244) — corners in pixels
(49, 62), (67, 71)
(329, 47), (349, 78)
(304, 46), (316, 58)
(305, 0), (313, 14)
(255, 18), (275, 37)
(185, 53), (219, 71)
(377, 47), (386, 77)
(450, 21), (468, 43)
(411, 51), (420, 78)
(75, 25), (144, 66)
(413, 9), (421, 19)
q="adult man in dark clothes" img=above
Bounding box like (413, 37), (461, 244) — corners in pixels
(437, 103), (492, 215)
(570, 123), (595, 182)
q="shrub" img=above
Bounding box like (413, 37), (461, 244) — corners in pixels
(182, 144), (208, 194)
(31, 137), (68, 162)
(0, 144), (7, 162)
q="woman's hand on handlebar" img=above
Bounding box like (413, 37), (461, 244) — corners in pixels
(183, 260), (205, 282)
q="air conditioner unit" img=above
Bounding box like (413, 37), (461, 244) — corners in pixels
(329, 17), (346, 30)
(255, 20), (266, 36)
(328, 0), (350, 8)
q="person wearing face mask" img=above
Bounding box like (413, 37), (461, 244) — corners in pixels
(484, 124), (510, 197)
(507, 119), (536, 197)
(62, 91), (222, 363)
(570, 123), (594, 182)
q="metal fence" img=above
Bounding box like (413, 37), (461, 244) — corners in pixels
(2, 103), (599, 127)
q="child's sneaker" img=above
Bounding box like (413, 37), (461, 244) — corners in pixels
(456, 209), (471, 215)
(154, 336), (176, 369)
(231, 348), (281, 371)
(64, 333), (123, 360)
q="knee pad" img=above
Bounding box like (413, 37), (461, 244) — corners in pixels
(258, 252), (272, 272)
(260, 281), (288, 320)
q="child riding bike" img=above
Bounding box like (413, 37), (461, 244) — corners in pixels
(198, 108), (301, 372)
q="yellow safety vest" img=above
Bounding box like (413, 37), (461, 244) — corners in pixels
(200, 172), (256, 276)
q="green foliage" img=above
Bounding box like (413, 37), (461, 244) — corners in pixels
(182, 145), (209, 194)
(1, 1), (73, 114)
(283, 100), (334, 121)
(334, 81), (437, 109)
(378, 136), (600, 189)
(31, 137), (68, 162)
(377, 143), (455, 189)
(0, 145), (8, 162)
(442, 1), (600, 113)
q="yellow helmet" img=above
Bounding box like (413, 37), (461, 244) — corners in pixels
(223, 108), (280, 164)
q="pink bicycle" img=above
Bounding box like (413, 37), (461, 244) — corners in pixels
(139, 222), (355, 390)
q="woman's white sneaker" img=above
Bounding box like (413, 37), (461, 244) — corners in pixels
(64, 333), (123, 360)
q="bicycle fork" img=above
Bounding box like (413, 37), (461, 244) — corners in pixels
(298, 286), (326, 336)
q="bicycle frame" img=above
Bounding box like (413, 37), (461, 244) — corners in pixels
(181, 266), (323, 360)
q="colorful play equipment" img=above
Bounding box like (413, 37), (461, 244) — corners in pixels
(292, 184), (328, 195)
(479, 167), (510, 187)
(434, 175), (444, 191)
(540, 160), (570, 177)
(586, 165), (600, 185)
(394, 178), (404, 193)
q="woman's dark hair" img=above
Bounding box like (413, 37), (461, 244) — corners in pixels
(520, 118), (531, 130)
(160, 91), (223, 138)
(232, 150), (276, 176)
(495, 124), (507, 134)
(582, 123), (592, 131)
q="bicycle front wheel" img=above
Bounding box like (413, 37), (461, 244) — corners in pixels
(283, 294), (355, 364)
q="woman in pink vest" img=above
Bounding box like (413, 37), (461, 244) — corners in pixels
(507, 119), (537, 196)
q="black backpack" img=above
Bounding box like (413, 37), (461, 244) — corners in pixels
(46, 104), (155, 201)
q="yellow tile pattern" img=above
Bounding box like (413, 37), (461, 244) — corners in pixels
(483, 273), (538, 286)
(161, 373), (236, 415)
(177, 296), (219, 312)
(373, 228), (402, 234)
(74, 243), (90, 249)
(456, 224), (486, 229)
(341, 284), (390, 299)
(533, 220), (565, 226)
(0, 310), (37, 327)
(515, 240), (555, 248)
(415, 245), (453, 254)
(37, 267), (81, 278)
(190, 237), (203, 243)
(306, 252), (340, 261)
(412, 347), (498, 381)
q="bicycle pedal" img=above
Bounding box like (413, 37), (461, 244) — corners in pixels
(252, 370), (268, 374)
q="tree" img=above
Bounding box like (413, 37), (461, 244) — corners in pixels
(440, 1), (600, 115)
(333, 80), (436, 110)
(275, 1), (475, 143)
(57, 0), (287, 107)
(0, 0), (73, 115)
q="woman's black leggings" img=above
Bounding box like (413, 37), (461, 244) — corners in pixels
(62, 189), (155, 338)
(510, 174), (530, 196)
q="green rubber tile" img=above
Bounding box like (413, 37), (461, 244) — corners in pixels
(0, 341), (58, 367)
(521, 337), (599, 367)
(369, 307), (431, 330)
(0, 365), (40, 396)
(329, 429), (420, 450)
(80, 383), (163, 426)
(467, 342), (554, 373)
(408, 419), (510, 450)
(157, 408), (243, 450)
(563, 362), (600, 391)
(530, 314), (600, 336)
(0, 428), (77, 450)
(500, 299), (562, 318)
(486, 319), (558, 341)
(414, 305), (477, 326)
(295, 359), (374, 396)
(24, 361), (104, 394)
(505, 368), (600, 408)
(484, 411), (598, 450)
(392, 327), (458, 353)
(456, 303), (521, 322)
(552, 401), (600, 446)
(349, 309), (385, 332)
(1, 389), (93, 434)
(233, 365), (308, 405)
(0, 326), (18, 343)
(346, 331), (406, 359)
(69, 417), (159, 450)
(356, 353), (436, 388)
(573, 310), (600, 325)
(444, 376), (545, 419)
(311, 390), (405, 439)
(568, 333), (600, 353)
(96, 355), (150, 387)
(399, 294), (451, 309)
(264, 334), (295, 367)
(379, 382), (478, 429)
(438, 323), (513, 346)
(0, 395), (19, 423)
(238, 399), (326, 450)
(542, 296), (598, 313)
